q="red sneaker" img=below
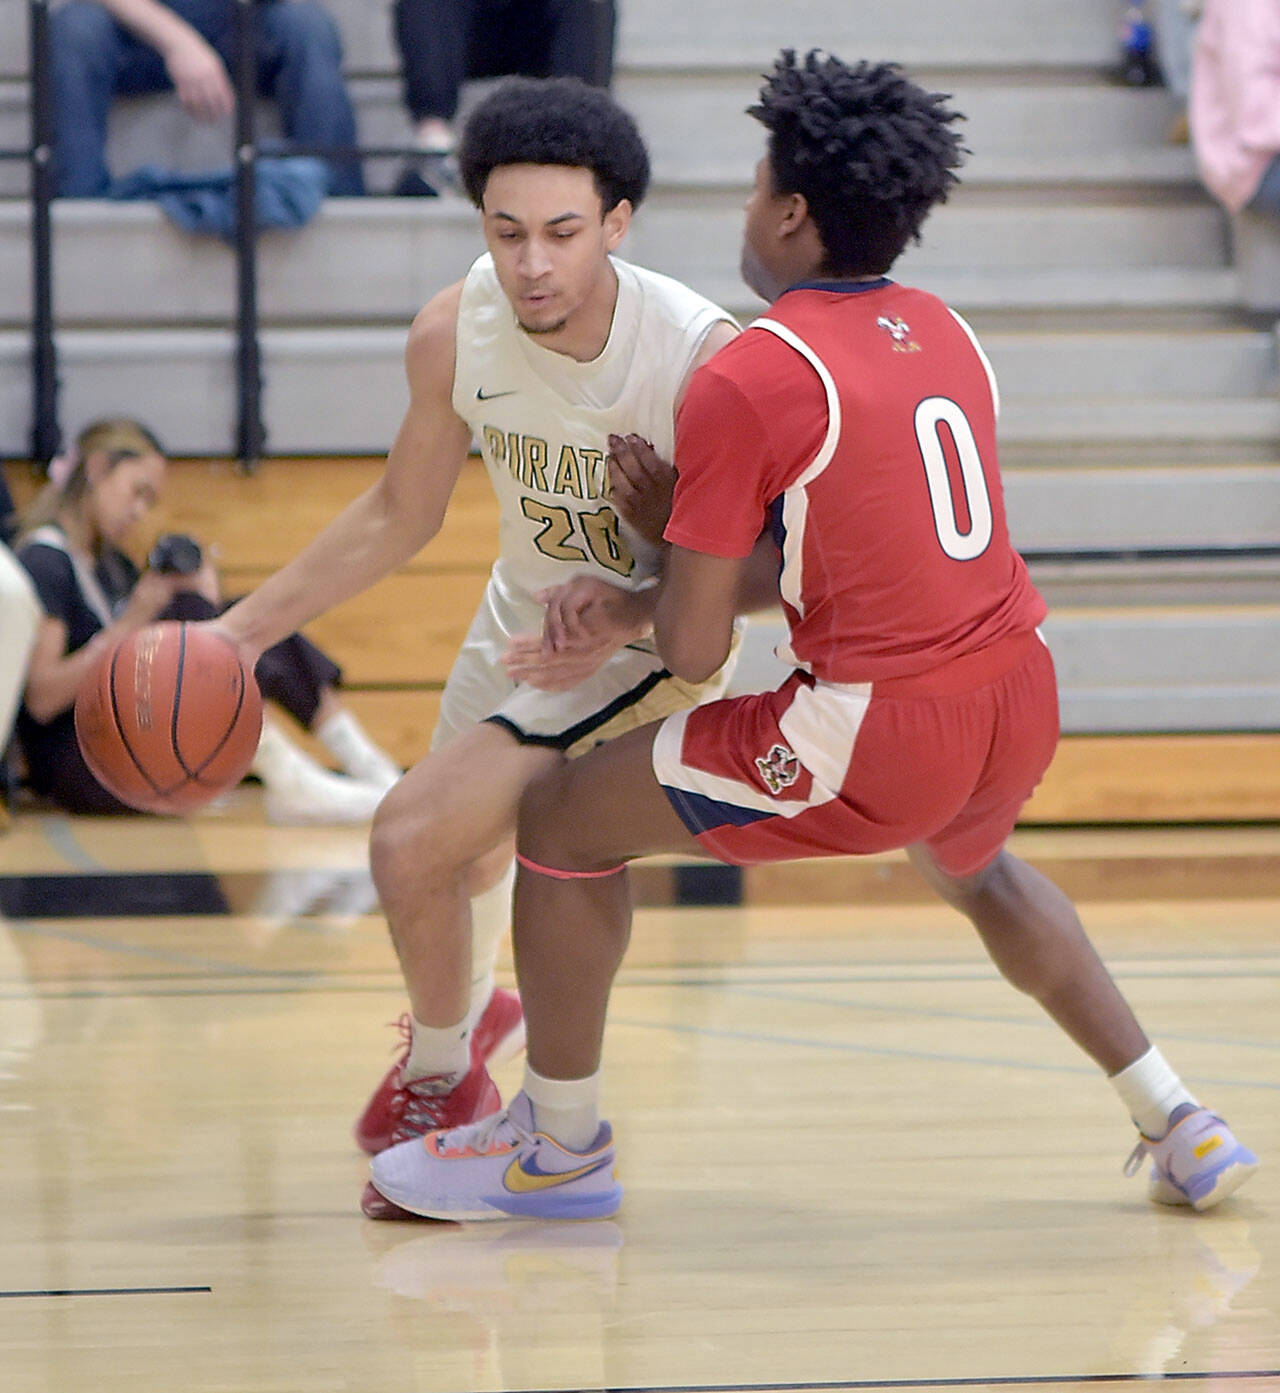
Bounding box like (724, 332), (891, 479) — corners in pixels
(469, 986), (526, 1070)
(354, 991), (524, 1157)
(358, 1062), (502, 1221)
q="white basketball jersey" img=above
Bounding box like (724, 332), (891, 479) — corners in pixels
(452, 253), (734, 606)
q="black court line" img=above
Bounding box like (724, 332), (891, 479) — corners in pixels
(0, 1285), (211, 1299)
(519, 1374), (1280, 1392)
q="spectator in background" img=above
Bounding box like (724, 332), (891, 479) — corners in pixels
(391, 0), (615, 196)
(13, 419), (398, 822)
(0, 467), (41, 825)
(1189, 0), (1280, 217)
(1150, 0), (1201, 142)
(50, 0), (364, 197)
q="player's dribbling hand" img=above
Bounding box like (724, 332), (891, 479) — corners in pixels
(607, 434), (674, 547)
(197, 618), (264, 677)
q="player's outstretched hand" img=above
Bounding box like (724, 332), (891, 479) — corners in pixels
(607, 434), (673, 547)
(501, 576), (655, 691)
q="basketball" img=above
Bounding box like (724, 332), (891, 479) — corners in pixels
(74, 621), (264, 814)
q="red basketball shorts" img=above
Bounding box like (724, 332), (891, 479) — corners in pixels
(651, 628), (1059, 877)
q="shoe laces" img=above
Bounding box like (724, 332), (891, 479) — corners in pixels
(386, 1012), (412, 1059)
(1123, 1140), (1150, 1177)
(390, 1069), (465, 1143)
(436, 1105), (533, 1159)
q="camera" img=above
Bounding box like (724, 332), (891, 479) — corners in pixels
(148, 533), (204, 576)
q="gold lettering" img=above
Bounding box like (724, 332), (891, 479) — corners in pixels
(523, 436), (549, 492)
(482, 426), (506, 474)
(552, 444), (585, 498)
(578, 448), (606, 499)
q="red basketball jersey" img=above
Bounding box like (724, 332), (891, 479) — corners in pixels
(666, 281), (1047, 683)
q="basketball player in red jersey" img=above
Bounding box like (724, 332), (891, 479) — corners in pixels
(368, 50), (1258, 1222)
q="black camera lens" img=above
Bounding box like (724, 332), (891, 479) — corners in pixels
(148, 533), (204, 575)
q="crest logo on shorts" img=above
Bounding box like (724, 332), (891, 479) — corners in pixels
(876, 315), (921, 353)
(755, 743), (800, 795)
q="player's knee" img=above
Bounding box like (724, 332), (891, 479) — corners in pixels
(515, 765), (578, 866)
(369, 786), (462, 890)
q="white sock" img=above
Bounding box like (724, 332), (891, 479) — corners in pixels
(466, 972), (495, 1032)
(1109, 1046), (1198, 1138)
(251, 719), (312, 784)
(403, 1013), (470, 1087)
(522, 1062), (601, 1153)
(469, 861), (515, 997)
(315, 708), (400, 789)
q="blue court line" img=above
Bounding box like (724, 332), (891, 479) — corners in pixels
(37, 816), (107, 872)
(710, 983), (1280, 1054)
(8, 922), (316, 978)
(609, 1016), (1280, 1092)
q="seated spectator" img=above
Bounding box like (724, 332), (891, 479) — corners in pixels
(50, 0), (364, 197)
(1189, 0), (1280, 216)
(391, 0), (615, 195)
(13, 418), (398, 823)
(1151, 0), (1201, 142)
(0, 468), (41, 826)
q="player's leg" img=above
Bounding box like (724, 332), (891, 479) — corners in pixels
(356, 722), (554, 1215)
(908, 841), (1258, 1210)
(908, 843), (1148, 1073)
(368, 720), (699, 1221)
(513, 721), (701, 1080)
(370, 720), (560, 1030)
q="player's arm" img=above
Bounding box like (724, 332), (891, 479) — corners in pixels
(216, 283), (472, 664)
(653, 545), (749, 684)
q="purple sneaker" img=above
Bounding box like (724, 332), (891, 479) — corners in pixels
(1124, 1106), (1258, 1211)
(368, 1091), (621, 1222)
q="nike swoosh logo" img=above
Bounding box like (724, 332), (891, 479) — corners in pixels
(503, 1153), (610, 1194)
(476, 388), (517, 401)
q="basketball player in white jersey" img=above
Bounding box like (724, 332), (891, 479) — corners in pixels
(212, 75), (739, 1216)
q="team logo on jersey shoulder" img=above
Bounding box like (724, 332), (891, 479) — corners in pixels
(755, 743), (801, 795)
(876, 315), (921, 353)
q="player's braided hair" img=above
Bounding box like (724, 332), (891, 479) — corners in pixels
(458, 76), (650, 215)
(749, 50), (966, 275)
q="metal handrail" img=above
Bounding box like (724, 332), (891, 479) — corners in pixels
(0, 0), (59, 466)
(232, 0), (262, 471)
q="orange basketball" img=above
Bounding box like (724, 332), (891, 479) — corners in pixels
(74, 621), (263, 814)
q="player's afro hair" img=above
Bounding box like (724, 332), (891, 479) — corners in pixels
(458, 76), (650, 214)
(749, 50), (966, 275)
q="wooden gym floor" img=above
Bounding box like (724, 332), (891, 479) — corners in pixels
(0, 799), (1277, 1393)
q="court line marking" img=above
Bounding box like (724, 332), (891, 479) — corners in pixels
(559, 1374), (1280, 1391)
(606, 1017), (1280, 1092)
(35, 816), (106, 872)
(8, 922), (318, 978)
(0, 1285), (212, 1299)
(711, 984), (1280, 1054)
